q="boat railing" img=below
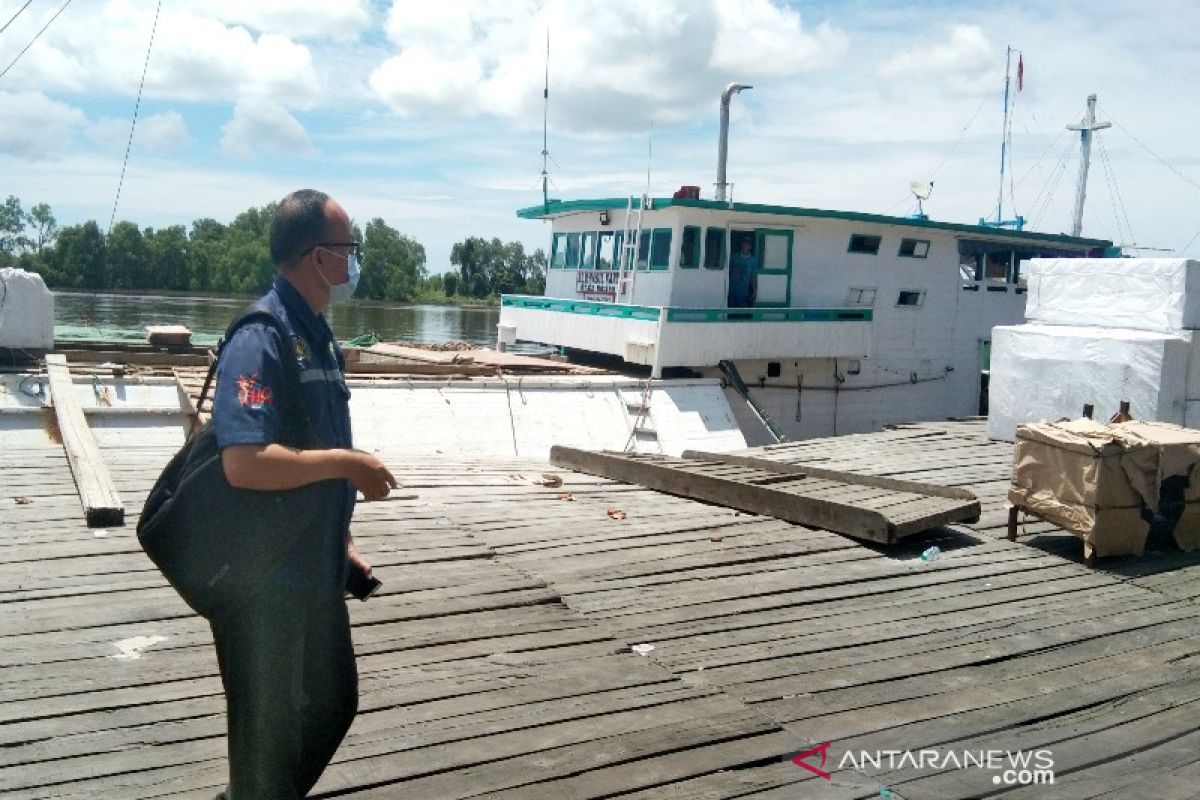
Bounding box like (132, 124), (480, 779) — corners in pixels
(500, 295), (873, 324)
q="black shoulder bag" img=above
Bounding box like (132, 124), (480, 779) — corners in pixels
(137, 304), (342, 619)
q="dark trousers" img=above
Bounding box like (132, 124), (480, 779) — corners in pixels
(210, 587), (358, 799)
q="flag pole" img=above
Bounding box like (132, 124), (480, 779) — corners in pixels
(995, 45), (1012, 225)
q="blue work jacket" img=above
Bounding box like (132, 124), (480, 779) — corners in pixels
(212, 276), (355, 594)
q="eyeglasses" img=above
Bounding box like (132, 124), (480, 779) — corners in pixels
(305, 241), (361, 259)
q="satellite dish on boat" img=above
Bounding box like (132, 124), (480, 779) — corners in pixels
(909, 181), (933, 219)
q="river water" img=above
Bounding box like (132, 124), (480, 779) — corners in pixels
(53, 291), (502, 347)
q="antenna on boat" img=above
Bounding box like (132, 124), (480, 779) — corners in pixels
(541, 29), (551, 211)
(980, 46), (1025, 230)
(716, 83), (752, 203)
(647, 121), (653, 193)
(1066, 94), (1111, 237)
(909, 181), (933, 220)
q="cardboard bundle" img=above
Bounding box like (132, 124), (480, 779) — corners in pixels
(1009, 419), (1200, 560)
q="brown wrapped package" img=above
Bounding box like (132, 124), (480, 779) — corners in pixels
(1008, 418), (1200, 560)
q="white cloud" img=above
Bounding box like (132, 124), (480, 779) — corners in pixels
(0, 92), (87, 161)
(2, 1), (322, 107)
(88, 118), (131, 153)
(88, 111), (192, 156)
(139, 111), (194, 154)
(220, 98), (316, 159)
(368, 47), (485, 116)
(711, 0), (848, 75)
(180, 0), (372, 41)
(878, 24), (998, 95)
(370, 0), (848, 132)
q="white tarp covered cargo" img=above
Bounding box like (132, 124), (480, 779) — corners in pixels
(987, 324), (1190, 441)
(0, 268), (54, 351)
(1024, 258), (1200, 332)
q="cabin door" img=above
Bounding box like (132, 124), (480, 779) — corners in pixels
(753, 228), (793, 307)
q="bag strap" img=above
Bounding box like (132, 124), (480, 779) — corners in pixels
(195, 302), (316, 446)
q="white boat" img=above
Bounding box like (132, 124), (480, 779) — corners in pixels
(499, 86), (1117, 444)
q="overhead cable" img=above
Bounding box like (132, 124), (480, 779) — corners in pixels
(0, 0), (34, 37)
(109, 0), (162, 234)
(1102, 107), (1200, 194)
(0, 0), (71, 81)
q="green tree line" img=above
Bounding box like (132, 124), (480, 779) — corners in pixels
(0, 195), (545, 302)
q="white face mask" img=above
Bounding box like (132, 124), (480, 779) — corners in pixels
(317, 249), (360, 304)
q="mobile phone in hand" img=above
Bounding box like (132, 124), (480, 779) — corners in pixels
(346, 569), (382, 601)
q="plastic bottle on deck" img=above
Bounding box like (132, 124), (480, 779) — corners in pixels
(919, 546), (941, 563)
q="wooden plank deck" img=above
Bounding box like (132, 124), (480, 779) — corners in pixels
(0, 419), (1197, 797)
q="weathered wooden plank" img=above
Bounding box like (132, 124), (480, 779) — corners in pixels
(684, 449), (980, 502)
(43, 354), (124, 526)
(551, 447), (896, 542)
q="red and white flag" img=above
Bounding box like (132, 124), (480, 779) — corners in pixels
(1017, 54), (1024, 91)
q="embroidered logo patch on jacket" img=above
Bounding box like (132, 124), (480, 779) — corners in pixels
(236, 373), (274, 408)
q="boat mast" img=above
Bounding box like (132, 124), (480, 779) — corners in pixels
(980, 47), (1024, 230)
(1066, 94), (1111, 237)
(994, 46), (1013, 225)
(541, 31), (550, 211)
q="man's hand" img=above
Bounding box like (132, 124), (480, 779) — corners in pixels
(343, 450), (397, 501)
(347, 535), (372, 579)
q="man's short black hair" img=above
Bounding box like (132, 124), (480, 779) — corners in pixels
(270, 189), (330, 268)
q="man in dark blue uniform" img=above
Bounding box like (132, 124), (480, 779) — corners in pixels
(210, 189), (396, 798)
(728, 235), (757, 308)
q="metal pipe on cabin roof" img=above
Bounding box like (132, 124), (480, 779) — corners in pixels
(716, 83), (752, 203)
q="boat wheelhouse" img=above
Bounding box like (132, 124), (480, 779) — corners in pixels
(500, 196), (1112, 442)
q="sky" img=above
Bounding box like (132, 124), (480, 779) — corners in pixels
(2, 0), (1198, 275)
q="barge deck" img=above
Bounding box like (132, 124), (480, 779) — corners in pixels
(1, 419), (1198, 798)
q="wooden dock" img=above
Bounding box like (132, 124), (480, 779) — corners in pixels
(1, 419), (1198, 797)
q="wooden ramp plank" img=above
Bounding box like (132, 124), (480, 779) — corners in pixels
(684, 448), (980, 503)
(551, 446), (893, 542)
(551, 447), (979, 544)
(43, 354), (124, 527)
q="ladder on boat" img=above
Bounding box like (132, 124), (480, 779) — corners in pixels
(617, 195), (647, 303)
(620, 380), (661, 453)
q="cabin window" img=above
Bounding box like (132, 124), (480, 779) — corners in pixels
(984, 252), (1009, 283)
(650, 228), (672, 271)
(703, 227), (726, 270)
(958, 240), (1089, 288)
(848, 234), (882, 254)
(551, 233), (566, 269)
(636, 230), (651, 270)
(846, 287), (877, 306)
(959, 254), (981, 282)
(565, 233), (581, 269)
(580, 232), (597, 270)
(680, 226), (701, 268)
(759, 230), (792, 273)
(597, 231), (616, 269)
(897, 289), (925, 307)
(898, 238), (930, 258)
